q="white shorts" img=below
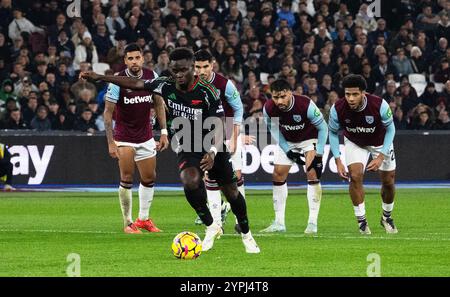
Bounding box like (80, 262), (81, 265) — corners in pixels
(344, 137), (396, 171)
(274, 139), (317, 166)
(225, 134), (243, 171)
(115, 138), (157, 162)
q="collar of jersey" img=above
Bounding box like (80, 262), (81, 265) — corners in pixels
(187, 76), (200, 92)
(355, 95), (368, 112)
(283, 95), (295, 112)
(125, 68), (143, 79)
(208, 72), (216, 83)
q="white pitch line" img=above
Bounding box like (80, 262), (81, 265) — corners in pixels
(0, 229), (449, 242)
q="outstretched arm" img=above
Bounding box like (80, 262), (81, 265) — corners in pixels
(79, 71), (146, 90)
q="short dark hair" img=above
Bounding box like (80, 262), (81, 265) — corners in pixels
(270, 79), (292, 93)
(124, 43), (142, 55)
(194, 49), (214, 62)
(342, 74), (367, 91)
(169, 47), (194, 62)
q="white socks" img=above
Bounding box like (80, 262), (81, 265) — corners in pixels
(307, 183), (322, 225)
(119, 186), (132, 226)
(206, 189), (222, 225)
(354, 201), (367, 226)
(138, 183), (154, 220)
(273, 182), (288, 225)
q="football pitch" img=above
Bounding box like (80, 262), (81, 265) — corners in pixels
(1, 188), (449, 277)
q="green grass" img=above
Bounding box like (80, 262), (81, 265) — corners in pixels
(0, 189), (450, 276)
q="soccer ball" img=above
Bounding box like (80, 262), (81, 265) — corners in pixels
(171, 231), (202, 260)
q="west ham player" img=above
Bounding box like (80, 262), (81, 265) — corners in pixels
(328, 74), (398, 234)
(193, 49), (244, 229)
(262, 79), (328, 234)
(104, 43), (169, 234)
(81, 48), (260, 253)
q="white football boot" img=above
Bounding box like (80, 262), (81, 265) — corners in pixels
(202, 222), (223, 251)
(304, 222), (318, 235)
(241, 231), (260, 253)
(260, 221), (286, 233)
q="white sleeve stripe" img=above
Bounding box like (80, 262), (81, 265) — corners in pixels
(105, 97), (118, 103)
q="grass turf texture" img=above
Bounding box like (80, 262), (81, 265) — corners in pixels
(0, 189), (449, 277)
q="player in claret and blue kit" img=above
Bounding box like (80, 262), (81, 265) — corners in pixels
(328, 74), (398, 235)
(262, 79), (328, 235)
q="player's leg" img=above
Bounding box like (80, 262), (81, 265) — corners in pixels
(304, 149), (322, 235)
(345, 139), (371, 234)
(347, 163), (370, 234)
(261, 144), (292, 232)
(260, 165), (290, 233)
(220, 181), (260, 253)
(203, 174), (222, 226)
(117, 146), (141, 234)
(213, 152), (259, 253)
(229, 139), (244, 229)
(135, 153), (161, 232)
(379, 170), (398, 233)
(179, 159), (221, 251)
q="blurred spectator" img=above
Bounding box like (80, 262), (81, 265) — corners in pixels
(93, 24), (114, 61)
(434, 57), (450, 83)
(433, 108), (450, 129)
(48, 13), (72, 46)
(2, 106), (27, 129)
(74, 108), (97, 133)
(22, 91), (38, 126)
(382, 80), (398, 103)
(420, 82), (440, 108)
(221, 55), (243, 83)
(73, 32), (99, 71)
(372, 53), (399, 85)
(30, 105), (51, 131)
(243, 85), (266, 118)
(8, 7), (45, 41)
(106, 5), (126, 37)
(392, 48), (414, 76)
(410, 46), (427, 74)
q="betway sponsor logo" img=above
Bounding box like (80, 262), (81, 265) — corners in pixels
(281, 123), (305, 131)
(346, 126), (376, 133)
(123, 95), (152, 104)
(9, 145), (54, 184)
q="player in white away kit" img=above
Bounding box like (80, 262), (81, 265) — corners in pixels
(103, 44), (169, 233)
(262, 79), (328, 234)
(194, 50), (244, 231)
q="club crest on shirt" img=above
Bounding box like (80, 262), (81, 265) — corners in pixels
(293, 115), (302, 122)
(365, 116), (374, 124)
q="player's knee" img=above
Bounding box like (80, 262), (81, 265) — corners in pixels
(140, 179), (155, 187)
(349, 172), (364, 184)
(222, 184), (239, 200)
(181, 175), (202, 191)
(273, 171), (286, 182)
(120, 173), (133, 182)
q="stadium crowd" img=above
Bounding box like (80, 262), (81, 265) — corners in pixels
(0, 0), (449, 132)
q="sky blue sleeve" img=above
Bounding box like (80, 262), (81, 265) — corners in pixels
(263, 107), (290, 153)
(328, 105), (341, 158)
(307, 101), (328, 155)
(380, 100), (395, 156)
(225, 80), (244, 124)
(105, 83), (120, 103)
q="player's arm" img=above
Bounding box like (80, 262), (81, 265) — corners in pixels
(328, 105), (348, 179)
(263, 107), (304, 165)
(225, 80), (243, 154)
(104, 83), (119, 159)
(367, 100), (396, 171)
(153, 94), (169, 151)
(306, 101), (328, 177)
(80, 71), (146, 90)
